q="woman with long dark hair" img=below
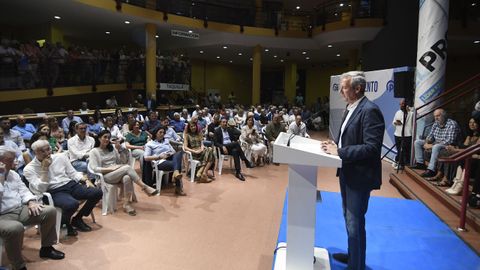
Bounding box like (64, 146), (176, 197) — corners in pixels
(184, 121), (215, 182)
(88, 130), (158, 216)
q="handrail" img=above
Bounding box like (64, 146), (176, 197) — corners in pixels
(437, 143), (479, 231)
(438, 144), (480, 163)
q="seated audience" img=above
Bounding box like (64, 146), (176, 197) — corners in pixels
(412, 109), (461, 178)
(37, 124), (62, 154)
(0, 146), (65, 270)
(24, 140), (103, 236)
(67, 121), (78, 139)
(143, 111), (161, 137)
(0, 117), (26, 151)
(12, 115), (36, 141)
(68, 123), (95, 174)
(170, 112), (186, 133)
(122, 114), (135, 136)
(132, 108), (144, 123)
(48, 117), (66, 149)
(234, 109), (246, 127)
(86, 116), (102, 137)
(287, 115), (309, 137)
(125, 121), (149, 169)
(214, 118), (253, 181)
(103, 116), (123, 140)
(180, 108), (190, 122)
(241, 116), (267, 166)
(161, 117), (182, 147)
(184, 121), (215, 182)
(143, 126), (186, 196)
(266, 114), (286, 165)
(61, 110), (83, 135)
(88, 130), (159, 216)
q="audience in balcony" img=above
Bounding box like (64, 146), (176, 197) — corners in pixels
(412, 109), (461, 178)
(184, 121), (215, 182)
(12, 115), (36, 141)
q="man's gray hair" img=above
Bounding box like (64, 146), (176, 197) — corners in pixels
(341, 71), (366, 93)
(0, 145), (16, 159)
(31, 139), (50, 151)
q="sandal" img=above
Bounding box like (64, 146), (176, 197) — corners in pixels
(434, 179), (451, 187)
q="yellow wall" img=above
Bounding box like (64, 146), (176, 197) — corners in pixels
(306, 66), (349, 107)
(191, 60), (252, 105)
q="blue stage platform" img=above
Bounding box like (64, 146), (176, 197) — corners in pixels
(275, 191), (480, 270)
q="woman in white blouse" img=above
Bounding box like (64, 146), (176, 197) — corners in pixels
(240, 116), (267, 166)
(88, 130), (158, 216)
(102, 116), (124, 141)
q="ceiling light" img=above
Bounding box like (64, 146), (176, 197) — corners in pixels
(280, 59), (284, 62)
(229, 60), (233, 63)
(250, 58), (253, 61)
(125, 20), (130, 24)
(54, 16), (61, 20)
(273, 55), (277, 58)
(474, 40), (480, 44)
(180, 54), (184, 57)
(216, 56), (220, 59)
(327, 44), (333, 48)
(200, 50), (204, 54)
(188, 30), (193, 33)
(238, 52), (242, 56)
(336, 54), (341, 57)
(105, 31), (111, 35)
(155, 35), (159, 38)
(306, 57), (310, 60)
(472, 3), (476, 6)
(223, 46), (228, 49)
(264, 48), (269, 52)
(340, 3), (344, 7)
(296, 6), (300, 10)
(302, 51), (307, 55)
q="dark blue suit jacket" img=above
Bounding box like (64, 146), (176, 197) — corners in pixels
(335, 97), (385, 191)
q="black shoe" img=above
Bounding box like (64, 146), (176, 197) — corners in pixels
(410, 163), (427, 170)
(39, 246), (65, 260)
(332, 253), (348, 264)
(235, 172), (245, 181)
(66, 225), (78, 236)
(71, 217), (92, 232)
(421, 169), (436, 178)
(244, 160), (254, 168)
(273, 163), (280, 166)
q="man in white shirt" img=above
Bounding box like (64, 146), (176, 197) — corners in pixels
(61, 110), (83, 134)
(392, 99), (413, 169)
(68, 123), (95, 173)
(287, 115), (309, 138)
(24, 140), (102, 237)
(0, 117), (26, 151)
(0, 146), (65, 270)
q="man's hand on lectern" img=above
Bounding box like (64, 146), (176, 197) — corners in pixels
(321, 140), (338, 156)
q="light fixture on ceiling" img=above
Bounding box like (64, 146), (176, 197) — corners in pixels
(306, 57), (310, 60)
(280, 59), (284, 62)
(238, 52), (242, 56)
(155, 35), (159, 38)
(264, 48), (269, 52)
(216, 56), (220, 59)
(188, 30), (193, 33)
(124, 20), (130, 24)
(105, 31), (111, 35)
(199, 50), (204, 54)
(273, 55), (277, 58)
(229, 60), (233, 63)
(474, 40), (480, 44)
(296, 6), (300, 10)
(336, 53), (341, 57)
(250, 58), (253, 61)
(340, 3), (344, 7)
(180, 54), (184, 57)
(472, 3), (477, 6)
(54, 15), (61, 20)
(327, 44), (333, 48)
(223, 46), (228, 49)
(302, 51), (307, 55)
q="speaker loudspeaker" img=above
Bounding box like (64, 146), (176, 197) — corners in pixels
(394, 71), (415, 101)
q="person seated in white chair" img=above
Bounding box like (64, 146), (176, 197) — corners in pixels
(241, 116), (267, 166)
(0, 146), (65, 270)
(67, 123), (95, 174)
(287, 115), (310, 138)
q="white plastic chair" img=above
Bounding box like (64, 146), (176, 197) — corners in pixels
(152, 159), (171, 195)
(215, 146), (236, 175)
(182, 146), (201, 183)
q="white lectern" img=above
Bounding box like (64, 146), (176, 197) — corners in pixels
(272, 132), (341, 270)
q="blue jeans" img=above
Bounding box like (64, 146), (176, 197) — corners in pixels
(72, 160), (88, 173)
(414, 139), (445, 171)
(340, 179), (371, 270)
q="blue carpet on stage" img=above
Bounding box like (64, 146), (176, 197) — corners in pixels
(275, 191), (480, 270)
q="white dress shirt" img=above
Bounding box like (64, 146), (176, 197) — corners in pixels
(287, 121), (307, 137)
(339, 96), (365, 148)
(0, 170), (37, 214)
(24, 153), (83, 194)
(392, 108), (413, 137)
(3, 129), (25, 151)
(67, 134), (95, 162)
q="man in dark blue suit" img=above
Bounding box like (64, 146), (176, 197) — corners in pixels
(322, 71), (385, 270)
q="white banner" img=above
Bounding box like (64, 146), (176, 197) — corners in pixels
(171, 30), (200, 40)
(329, 67), (411, 160)
(159, 83), (190, 91)
(414, 0), (449, 107)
